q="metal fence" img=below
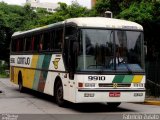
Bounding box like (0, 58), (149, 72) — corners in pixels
(146, 61), (160, 97)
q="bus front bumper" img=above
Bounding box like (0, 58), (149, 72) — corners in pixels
(74, 89), (145, 103)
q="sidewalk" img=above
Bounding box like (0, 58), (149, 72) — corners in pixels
(144, 97), (160, 106)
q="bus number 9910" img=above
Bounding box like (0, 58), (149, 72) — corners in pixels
(88, 76), (105, 81)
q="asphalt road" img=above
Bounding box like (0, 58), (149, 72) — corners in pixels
(0, 78), (160, 120)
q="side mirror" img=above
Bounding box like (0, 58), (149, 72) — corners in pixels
(144, 45), (147, 55)
(144, 41), (147, 56)
(65, 36), (69, 40)
(68, 55), (75, 80)
(69, 71), (74, 80)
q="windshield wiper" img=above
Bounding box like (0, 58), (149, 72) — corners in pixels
(117, 57), (133, 74)
(118, 60), (132, 74)
(125, 63), (133, 74)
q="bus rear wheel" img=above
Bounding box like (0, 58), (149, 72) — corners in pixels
(55, 81), (65, 107)
(18, 73), (24, 93)
(107, 102), (121, 108)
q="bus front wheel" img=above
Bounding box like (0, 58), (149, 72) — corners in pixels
(55, 80), (65, 107)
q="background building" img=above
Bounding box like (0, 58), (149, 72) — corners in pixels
(91, 0), (96, 8)
(26, 0), (59, 12)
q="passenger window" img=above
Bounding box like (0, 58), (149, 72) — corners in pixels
(43, 32), (51, 51)
(34, 34), (40, 51)
(65, 26), (77, 36)
(30, 37), (34, 51)
(25, 37), (32, 51)
(54, 28), (63, 50)
(12, 39), (24, 52)
(39, 34), (43, 51)
(50, 30), (55, 51)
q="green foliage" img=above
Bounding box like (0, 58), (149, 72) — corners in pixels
(94, 0), (123, 16)
(0, 61), (9, 78)
(56, 2), (92, 19)
(93, 0), (160, 22)
(1, 0), (160, 62)
(118, 1), (154, 22)
(0, 1), (94, 62)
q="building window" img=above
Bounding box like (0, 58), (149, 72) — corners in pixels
(48, 8), (52, 11)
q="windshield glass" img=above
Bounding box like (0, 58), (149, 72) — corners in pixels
(77, 29), (144, 72)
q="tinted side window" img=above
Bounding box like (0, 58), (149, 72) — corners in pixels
(11, 39), (17, 52)
(54, 28), (63, 50)
(38, 34), (44, 51)
(19, 38), (25, 51)
(34, 34), (40, 51)
(65, 26), (77, 36)
(24, 37), (32, 51)
(50, 30), (55, 51)
(43, 32), (51, 51)
(11, 38), (24, 52)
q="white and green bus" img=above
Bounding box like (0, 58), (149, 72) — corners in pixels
(10, 17), (145, 107)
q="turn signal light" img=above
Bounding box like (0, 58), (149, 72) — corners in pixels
(78, 82), (83, 87)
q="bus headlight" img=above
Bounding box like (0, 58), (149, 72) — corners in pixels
(133, 83), (144, 87)
(85, 83), (96, 87)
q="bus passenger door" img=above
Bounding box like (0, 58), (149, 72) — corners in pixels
(67, 39), (78, 102)
(64, 25), (78, 102)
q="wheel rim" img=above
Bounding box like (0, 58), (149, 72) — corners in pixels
(57, 85), (63, 103)
(19, 82), (22, 91)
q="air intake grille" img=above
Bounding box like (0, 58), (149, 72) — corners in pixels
(99, 83), (131, 87)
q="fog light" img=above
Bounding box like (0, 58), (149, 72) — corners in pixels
(84, 93), (95, 97)
(134, 93), (143, 97)
(85, 83), (95, 87)
(133, 83), (144, 87)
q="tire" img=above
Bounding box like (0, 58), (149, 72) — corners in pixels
(55, 80), (65, 107)
(107, 102), (121, 108)
(18, 73), (24, 93)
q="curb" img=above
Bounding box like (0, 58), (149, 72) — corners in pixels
(144, 100), (160, 106)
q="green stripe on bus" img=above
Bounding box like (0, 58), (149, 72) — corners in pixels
(122, 75), (133, 83)
(112, 75), (125, 83)
(42, 55), (52, 70)
(33, 70), (41, 90)
(38, 55), (52, 92)
(42, 55), (52, 79)
(37, 55), (45, 69)
(33, 55), (45, 90)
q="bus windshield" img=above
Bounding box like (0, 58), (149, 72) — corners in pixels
(77, 29), (144, 73)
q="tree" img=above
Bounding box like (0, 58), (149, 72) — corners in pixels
(118, 1), (154, 22)
(36, 2), (93, 26)
(0, 2), (25, 61)
(0, 1), (94, 62)
(93, 0), (157, 17)
(56, 2), (92, 18)
(94, 0), (123, 16)
(0, 14), (11, 62)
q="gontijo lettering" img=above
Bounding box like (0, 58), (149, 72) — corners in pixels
(17, 57), (30, 65)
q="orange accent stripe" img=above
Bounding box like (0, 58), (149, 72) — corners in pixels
(31, 55), (39, 68)
(132, 75), (143, 83)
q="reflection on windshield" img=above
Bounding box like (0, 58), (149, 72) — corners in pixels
(77, 29), (144, 72)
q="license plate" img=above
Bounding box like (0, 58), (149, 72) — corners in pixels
(109, 92), (121, 97)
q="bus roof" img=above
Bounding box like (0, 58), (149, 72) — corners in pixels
(65, 17), (143, 30)
(12, 17), (143, 38)
(12, 21), (64, 38)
